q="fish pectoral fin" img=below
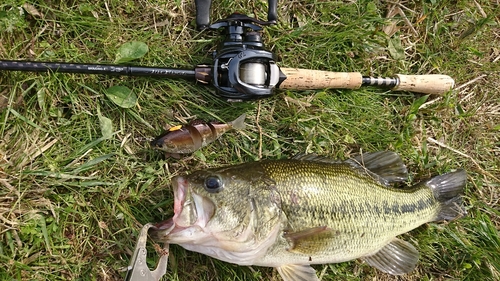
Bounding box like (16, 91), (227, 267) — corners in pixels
(362, 238), (419, 275)
(285, 226), (329, 241)
(276, 264), (319, 281)
(284, 226), (334, 255)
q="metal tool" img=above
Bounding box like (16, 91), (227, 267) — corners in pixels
(124, 223), (169, 281)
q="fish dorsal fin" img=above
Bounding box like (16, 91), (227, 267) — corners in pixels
(363, 238), (419, 275)
(291, 153), (342, 163)
(292, 151), (408, 186)
(188, 119), (205, 126)
(346, 151), (408, 186)
(276, 264), (319, 281)
(168, 124), (183, 132)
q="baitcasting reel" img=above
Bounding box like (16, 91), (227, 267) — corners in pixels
(204, 13), (286, 101)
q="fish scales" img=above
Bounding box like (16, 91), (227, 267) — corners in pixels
(257, 160), (439, 265)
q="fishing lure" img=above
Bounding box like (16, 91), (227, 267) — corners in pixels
(151, 113), (246, 157)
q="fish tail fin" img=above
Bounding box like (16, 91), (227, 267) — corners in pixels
(230, 113), (246, 130)
(426, 169), (467, 221)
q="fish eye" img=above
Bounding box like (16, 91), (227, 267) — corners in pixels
(204, 176), (223, 193)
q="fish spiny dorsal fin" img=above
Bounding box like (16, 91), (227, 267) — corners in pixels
(276, 264), (319, 281)
(346, 151), (408, 186)
(362, 238), (419, 275)
(292, 151), (408, 186)
(291, 153), (343, 163)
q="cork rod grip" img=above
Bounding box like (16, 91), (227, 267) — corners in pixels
(392, 74), (455, 95)
(278, 68), (363, 90)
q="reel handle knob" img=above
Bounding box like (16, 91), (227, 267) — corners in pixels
(268, 0), (278, 23)
(195, 0), (212, 30)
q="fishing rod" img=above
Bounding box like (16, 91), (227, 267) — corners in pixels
(0, 8), (454, 102)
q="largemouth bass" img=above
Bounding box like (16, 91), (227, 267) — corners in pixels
(150, 151), (466, 280)
(151, 113), (245, 156)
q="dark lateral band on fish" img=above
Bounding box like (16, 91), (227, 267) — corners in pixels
(149, 151), (467, 281)
(151, 113), (246, 156)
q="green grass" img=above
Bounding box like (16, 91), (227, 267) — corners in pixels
(1, 0), (499, 280)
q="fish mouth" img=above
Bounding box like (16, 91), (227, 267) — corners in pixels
(150, 134), (167, 148)
(150, 176), (215, 242)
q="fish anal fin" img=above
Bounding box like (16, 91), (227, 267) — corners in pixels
(276, 264), (319, 281)
(164, 152), (181, 159)
(363, 238), (419, 275)
(285, 226), (336, 255)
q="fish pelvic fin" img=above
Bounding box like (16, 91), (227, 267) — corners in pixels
(276, 264), (319, 281)
(426, 169), (467, 221)
(363, 238), (419, 275)
(230, 113), (246, 130)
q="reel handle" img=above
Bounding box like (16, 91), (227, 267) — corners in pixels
(278, 68), (455, 95)
(194, 0), (279, 30)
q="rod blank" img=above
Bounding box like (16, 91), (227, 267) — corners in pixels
(0, 60), (196, 79)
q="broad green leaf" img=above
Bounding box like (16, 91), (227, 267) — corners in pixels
(387, 37), (405, 60)
(105, 86), (137, 108)
(98, 113), (113, 139)
(114, 41), (149, 63)
(193, 150), (206, 162)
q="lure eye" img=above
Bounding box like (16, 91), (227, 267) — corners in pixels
(204, 176), (223, 193)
